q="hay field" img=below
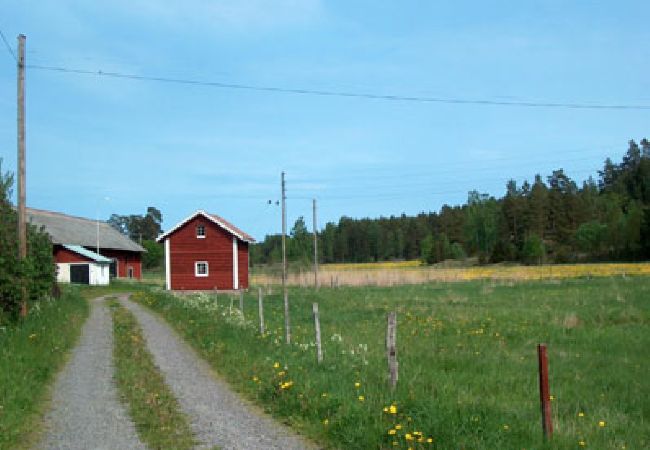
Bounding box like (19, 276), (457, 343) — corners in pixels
(252, 262), (650, 287)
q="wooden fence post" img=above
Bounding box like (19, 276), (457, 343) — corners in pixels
(313, 303), (323, 363)
(538, 343), (553, 440)
(239, 291), (244, 314)
(258, 287), (265, 335)
(386, 312), (398, 390)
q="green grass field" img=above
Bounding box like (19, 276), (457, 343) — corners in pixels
(134, 276), (649, 449)
(0, 289), (89, 450)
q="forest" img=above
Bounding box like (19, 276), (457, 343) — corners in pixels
(251, 138), (650, 266)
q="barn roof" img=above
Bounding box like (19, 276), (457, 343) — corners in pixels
(62, 245), (112, 263)
(156, 210), (256, 243)
(26, 208), (146, 252)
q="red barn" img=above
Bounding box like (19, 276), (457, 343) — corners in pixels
(157, 210), (255, 291)
(26, 208), (145, 283)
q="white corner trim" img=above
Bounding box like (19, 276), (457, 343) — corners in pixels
(233, 237), (239, 290)
(165, 238), (171, 290)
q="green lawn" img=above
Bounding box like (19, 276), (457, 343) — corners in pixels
(133, 277), (649, 449)
(0, 289), (89, 450)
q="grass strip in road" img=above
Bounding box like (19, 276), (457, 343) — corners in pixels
(109, 299), (196, 450)
(0, 289), (89, 450)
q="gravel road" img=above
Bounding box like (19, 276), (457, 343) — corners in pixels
(119, 294), (317, 450)
(39, 296), (146, 450)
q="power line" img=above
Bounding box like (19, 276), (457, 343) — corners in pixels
(0, 29), (17, 62)
(26, 63), (650, 111)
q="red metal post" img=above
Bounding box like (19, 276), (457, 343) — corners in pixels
(537, 343), (553, 439)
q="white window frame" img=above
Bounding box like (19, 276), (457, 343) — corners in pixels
(196, 224), (206, 239)
(195, 261), (209, 277)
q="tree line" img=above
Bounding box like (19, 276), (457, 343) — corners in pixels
(252, 138), (650, 266)
(107, 207), (164, 269)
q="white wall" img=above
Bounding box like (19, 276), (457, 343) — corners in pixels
(90, 264), (110, 285)
(56, 263), (70, 283)
(56, 262), (110, 285)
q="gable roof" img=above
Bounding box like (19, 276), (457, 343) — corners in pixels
(62, 244), (112, 263)
(27, 208), (146, 253)
(156, 210), (256, 243)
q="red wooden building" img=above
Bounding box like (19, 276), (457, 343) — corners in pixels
(157, 210), (255, 291)
(27, 208), (145, 283)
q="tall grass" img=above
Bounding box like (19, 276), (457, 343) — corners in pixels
(134, 277), (649, 449)
(0, 289), (89, 450)
(253, 262), (650, 288)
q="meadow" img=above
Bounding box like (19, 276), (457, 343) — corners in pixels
(134, 275), (649, 449)
(252, 261), (650, 288)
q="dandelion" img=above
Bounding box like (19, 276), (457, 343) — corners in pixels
(578, 412), (585, 417)
(389, 404), (397, 414)
(358, 395), (365, 402)
(277, 371), (286, 377)
(503, 424), (509, 430)
(598, 420), (606, 428)
(354, 382), (361, 388)
(549, 395), (555, 401)
(427, 438), (433, 443)
(321, 392), (328, 398)
(251, 376), (259, 382)
(273, 362), (280, 368)
(395, 424), (402, 430)
(383, 407), (389, 413)
(388, 429), (396, 435)
(322, 419), (329, 426)
(578, 440), (586, 447)
(405, 433), (413, 441)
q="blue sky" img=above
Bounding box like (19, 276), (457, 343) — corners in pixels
(1, 1), (648, 240)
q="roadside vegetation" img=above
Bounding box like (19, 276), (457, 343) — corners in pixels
(0, 288), (88, 450)
(109, 299), (196, 450)
(134, 277), (648, 449)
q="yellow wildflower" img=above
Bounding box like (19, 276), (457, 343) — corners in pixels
(395, 424), (402, 430)
(28, 334), (37, 339)
(322, 419), (329, 425)
(388, 429), (396, 435)
(598, 420), (606, 428)
(578, 440), (586, 447)
(354, 382), (361, 388)
(389, 404), (397, 414)
(405, 433), (413, 441)
(578, 412), (585, 417)
(358, 395), (365, 402)
(383, 407), (389, 413)
(427, 438), (433, 443)
(273, 362), (280, 368)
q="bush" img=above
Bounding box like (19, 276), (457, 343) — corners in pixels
(0, 159), (55, 319)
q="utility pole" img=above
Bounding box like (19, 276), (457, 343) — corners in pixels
(281, 171), (290, 344)
(17, 34), (27, 318)
(313, 198), (318, 289)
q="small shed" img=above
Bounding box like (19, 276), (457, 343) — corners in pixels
(55, 245), (111, 285)
(157, 210), (255, 291)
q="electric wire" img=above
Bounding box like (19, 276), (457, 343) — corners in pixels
(0, 28), (17, 62)
(25, 63), (650, 111)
